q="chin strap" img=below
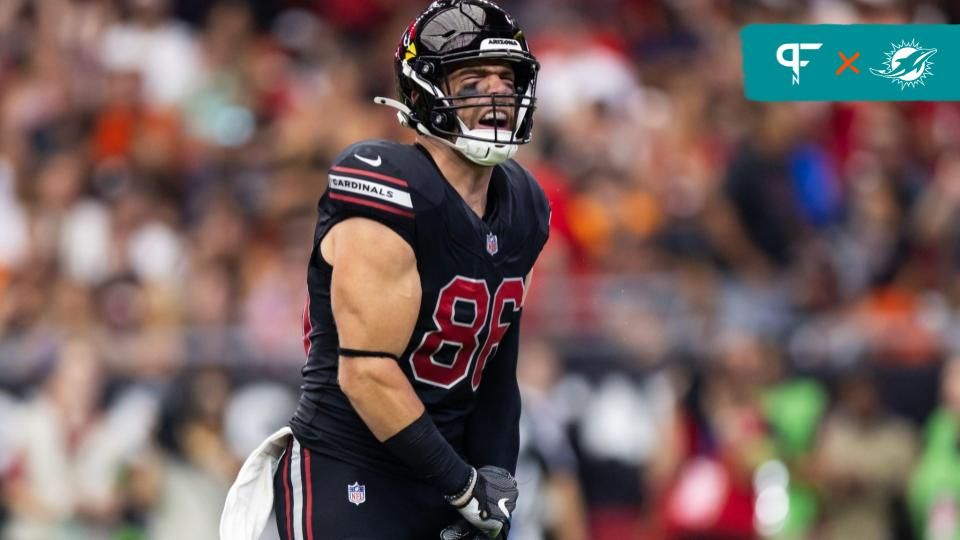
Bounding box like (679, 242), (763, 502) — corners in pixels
(373, 96), (516, 166)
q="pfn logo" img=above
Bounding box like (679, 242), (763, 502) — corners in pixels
(776, 43), (823, 85)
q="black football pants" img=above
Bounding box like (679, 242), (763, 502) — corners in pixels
(273, 436), (461, 540)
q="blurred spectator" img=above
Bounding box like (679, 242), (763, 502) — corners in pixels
(142, 366), (238, 540)
(514, 338), (589, 540)
(910, 356), (960, 540)
(811, 371), (917, 540)
(100, 0), (201, 107)
(552, 338), (676, 540)
(3, 336), (156, 538)
(664, 332), (778, 540)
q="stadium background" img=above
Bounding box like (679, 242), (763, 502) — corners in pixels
(3, 0), (960, 538)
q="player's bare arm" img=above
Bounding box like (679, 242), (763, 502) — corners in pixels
(322, 217), (424, 440)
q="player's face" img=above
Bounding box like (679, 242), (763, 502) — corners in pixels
(445, 61), (516, 134)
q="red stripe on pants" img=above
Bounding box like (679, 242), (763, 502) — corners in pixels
(283, 444), (293, 540)
(304, 447), (314, 540)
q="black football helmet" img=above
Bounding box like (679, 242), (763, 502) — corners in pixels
(375, 0), (539, 166)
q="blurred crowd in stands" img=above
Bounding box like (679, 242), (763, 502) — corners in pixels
(4, 0), (960, 538)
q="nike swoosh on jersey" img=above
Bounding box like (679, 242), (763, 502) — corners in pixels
(497, 498), (511, 519)
(354, 154), (382, 167)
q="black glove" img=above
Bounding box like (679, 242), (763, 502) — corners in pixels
(440, 518), (510, 540)
(440, 519), (483, 540)
(444, 466), (518, 539)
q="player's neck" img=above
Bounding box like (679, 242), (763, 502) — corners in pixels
(419, 137), (493, 218)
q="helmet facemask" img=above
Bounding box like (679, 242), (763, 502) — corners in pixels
(402, 54), (537, 165)
(378, 0), (539, 166)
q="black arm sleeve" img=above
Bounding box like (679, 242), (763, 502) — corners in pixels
(463, 316), (523, 474)
(383, 412), (473, 495)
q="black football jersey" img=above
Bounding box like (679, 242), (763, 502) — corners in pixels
(291, 139), (550, 475)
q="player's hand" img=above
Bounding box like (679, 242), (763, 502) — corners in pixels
(440, 518), (511, 540)
(439, 519), (482, 540)
(445, 466), (517, 539)
(439, 518), (510, 540)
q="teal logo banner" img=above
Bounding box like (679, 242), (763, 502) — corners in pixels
(742, 25), (959, 101)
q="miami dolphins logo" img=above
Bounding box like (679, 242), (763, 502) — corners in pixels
(870, 39), (937, 89)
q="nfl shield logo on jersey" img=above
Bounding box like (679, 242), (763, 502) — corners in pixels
(347, 482), (366, 506)
(486, 232), (499, 256)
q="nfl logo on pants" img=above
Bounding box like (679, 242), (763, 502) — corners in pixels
(347, 482), (366, 506)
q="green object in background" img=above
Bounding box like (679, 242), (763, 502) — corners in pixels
(764, 379), (828, 457)
(909, 408), (960, 540)
(741, 25), (960, 101)
(113, 526), (146, 540)
(763, 379), (828, 537)
(783, 484), (819, 539)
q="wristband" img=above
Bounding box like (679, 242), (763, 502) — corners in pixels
(445, 467), (477, 507)
(338, 348), (400, 361)
(383, 412), (473, 495)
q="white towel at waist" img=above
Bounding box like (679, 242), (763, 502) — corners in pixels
(220, 426), (293, 540)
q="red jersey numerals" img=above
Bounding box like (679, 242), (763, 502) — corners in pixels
(411, 276), (525, 390)
(410, 278), (489, 388)
(471, 278), (524, 389)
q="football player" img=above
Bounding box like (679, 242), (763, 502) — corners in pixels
(273, 1), (549, 539)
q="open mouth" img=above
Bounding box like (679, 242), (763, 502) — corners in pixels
(477, 110), (510, 129)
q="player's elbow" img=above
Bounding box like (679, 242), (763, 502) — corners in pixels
(338, 361), (366, 398)
(338, 357), (397, 398)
